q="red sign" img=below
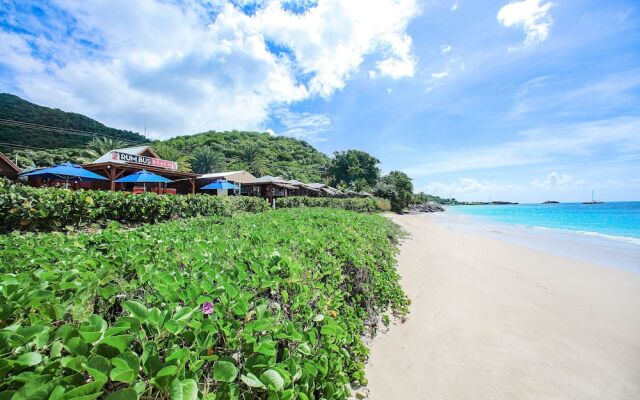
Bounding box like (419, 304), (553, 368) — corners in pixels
(111, 151), (177, 170)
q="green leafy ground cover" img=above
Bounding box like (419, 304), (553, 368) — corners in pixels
(0, 181), (269, 233)
(0, 208), (408, 399)
(275, 197), (390, 213)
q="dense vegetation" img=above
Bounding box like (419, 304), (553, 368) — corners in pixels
(412, 192), (458, 205)
(161, 131), (329, 182)
(325, 150), (380, 191)
(276, 197), (390, 213)
(0, 208), (408, 399)
(0, 93), (147, 152)
(0, 180), (269, 233)
(373, 171), (414, 213)
(8, 148), (98, 170)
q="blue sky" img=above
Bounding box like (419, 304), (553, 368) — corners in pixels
(1, 0), (639, 202)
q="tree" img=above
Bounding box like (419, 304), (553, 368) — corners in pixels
(239, 143), (267, 177)
(191, 146), (224, 174)
(86, 137), (129, 158)
(412, 191), (457, 205)
(153, 143), (192, 172)
(326, 150), (380, 189)
(10, 148), (98, 169)
(374, 170), (413, 212)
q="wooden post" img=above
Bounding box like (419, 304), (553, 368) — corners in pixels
(109, 167), (115, 191)
(190, 178), (195, 194)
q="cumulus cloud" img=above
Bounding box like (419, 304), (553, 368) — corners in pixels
(0, 0), (420, 138)
(497, 0), (554, 50)
(530, 171), (581, 188)
(440, 44), (452, 54)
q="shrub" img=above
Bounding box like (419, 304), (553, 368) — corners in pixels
(0, 208), (408, 399)
(373, 171), (414, 213)
(0, 181), (270, 232)
(275, 196), (389, 212)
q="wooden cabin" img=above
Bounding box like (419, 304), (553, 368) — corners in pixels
(0, 152), (21, 180)
(197, 170), (257, 195)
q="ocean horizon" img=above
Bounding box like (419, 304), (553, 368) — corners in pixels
(447, 201), (640, 244)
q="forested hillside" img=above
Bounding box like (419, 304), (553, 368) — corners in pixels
(0, 93), (147, 152)
(162, 131), (329, 182)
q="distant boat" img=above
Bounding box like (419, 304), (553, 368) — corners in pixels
(543, 200), (559, 204)
(582, 190), (604, 204)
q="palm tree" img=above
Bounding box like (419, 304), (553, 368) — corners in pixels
(86, 137), (129, 158)
(239, 143), (267, 177)
(153, 143), (192, 172)
(191, 146), (224, 174)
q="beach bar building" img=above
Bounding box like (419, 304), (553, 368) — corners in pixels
(82, 146), (198, 194)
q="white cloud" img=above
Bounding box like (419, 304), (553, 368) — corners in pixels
(530, 171), (585, 188)
(424, 58), (465, 91)
(421, 178), (519, 197)
(272, 108), (332, 141)
(451, 1), (460, 11)
(440, 44), (452, 54)
(431, 71), (450, 80)
(497, 0), (554, 50)
(405, 117), (640, 176)
(0, 0), (420, 138)
(510, 70), (640, 118)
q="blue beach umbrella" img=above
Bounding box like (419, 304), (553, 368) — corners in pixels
(200, 179), (239, 190)
(20, 162), (108, 186)
(115, 169), (173, 192)
(115, 170), (173, 184)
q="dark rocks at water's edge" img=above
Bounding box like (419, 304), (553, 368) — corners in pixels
(408, 203), (446, 213)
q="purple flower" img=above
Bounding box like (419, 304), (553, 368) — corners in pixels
(202, 301), (214, 315)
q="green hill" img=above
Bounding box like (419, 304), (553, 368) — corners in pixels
(0, 93), (147, 152)
(161, 131), (329, 182)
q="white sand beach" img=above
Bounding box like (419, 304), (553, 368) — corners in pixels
(366, 213), (640, 400)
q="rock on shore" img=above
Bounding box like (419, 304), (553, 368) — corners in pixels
(408, 203), (445, 213)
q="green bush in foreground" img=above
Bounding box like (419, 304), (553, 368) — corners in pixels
(0, 208), (408, 399)
(0, 181), (269, 232)
(275, 196), (390, 212)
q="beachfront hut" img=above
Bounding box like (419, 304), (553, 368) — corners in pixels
(241, 175), (298, 203)
(287, 179), (322, 197)
(83, 146), (197, 194)
(0, 152), (21, 180)
(307, 182), (343, 197)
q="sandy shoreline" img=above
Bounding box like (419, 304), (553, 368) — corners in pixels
(365, 213), (640, 400)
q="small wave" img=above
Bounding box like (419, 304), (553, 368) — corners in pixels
(531, 226), (640, 246)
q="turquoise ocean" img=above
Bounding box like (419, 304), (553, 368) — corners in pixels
(448, 202), (640, 243)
